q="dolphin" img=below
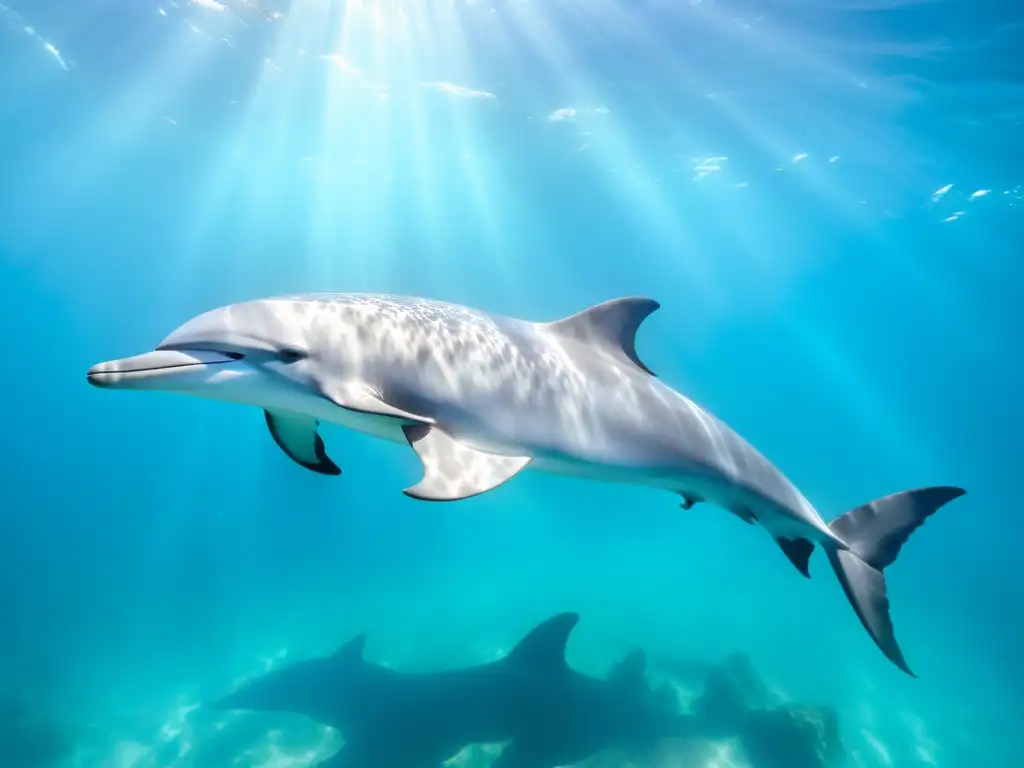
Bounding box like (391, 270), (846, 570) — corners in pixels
(87, 293), (965, 675)
(208, 612), (697, 768)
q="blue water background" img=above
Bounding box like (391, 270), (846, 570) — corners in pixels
(1, 0), (1021, 765)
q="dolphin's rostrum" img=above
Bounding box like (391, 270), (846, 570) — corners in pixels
(88, 293), (965, 675)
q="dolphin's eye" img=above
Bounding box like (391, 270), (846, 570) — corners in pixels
(279, 348), (306, 363)
(224, 352), (245, 361)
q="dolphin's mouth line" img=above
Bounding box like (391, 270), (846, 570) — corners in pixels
(87, 349), (246, 388)
(86, 358), (235, 378)
(86, 359), (235, 378)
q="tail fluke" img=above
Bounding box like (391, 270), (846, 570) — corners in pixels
(826, 486), (966, 677)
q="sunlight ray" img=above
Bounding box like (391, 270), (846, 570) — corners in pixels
(565, 0), (906, 288)
(393, 10), (446, 284)
(779, 311), (932, 475)
(172, 0), (334, 295)
(501, 1), (719, 301)
(13, 19), (230, 238)
(305, 0), (397, 287)
(228, 3), (336, 287)
(419, 4), (515, 290)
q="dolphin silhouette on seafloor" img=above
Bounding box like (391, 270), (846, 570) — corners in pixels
(88, 293), (965, 675)
(208, 612), (698, 768)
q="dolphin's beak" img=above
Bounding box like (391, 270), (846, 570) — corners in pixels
(87, 349), (241, 390)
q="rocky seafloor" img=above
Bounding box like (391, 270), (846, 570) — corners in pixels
(1, 649), (844, 768)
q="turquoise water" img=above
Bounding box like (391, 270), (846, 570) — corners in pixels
(1, 1), (1021, 766)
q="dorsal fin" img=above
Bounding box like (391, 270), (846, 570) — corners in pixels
(607, 648), (648, 694)
(332, 634), (367, 664)
(505, 612), (579, 670)
(546, 297), (660, 376)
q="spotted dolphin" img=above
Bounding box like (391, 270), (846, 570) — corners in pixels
(87, 293), (964, 675)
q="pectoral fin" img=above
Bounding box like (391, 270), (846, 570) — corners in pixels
(319, 380), (434, 424)
(264, 410), (341, 475)
(401, 424), (531, 501)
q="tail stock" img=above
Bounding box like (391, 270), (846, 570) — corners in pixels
(825, 486), (966, 677)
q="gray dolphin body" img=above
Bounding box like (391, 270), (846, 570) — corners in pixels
(88, 293), (964, 675)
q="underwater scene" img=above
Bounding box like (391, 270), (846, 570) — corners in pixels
(1, 1), (1021, 767)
